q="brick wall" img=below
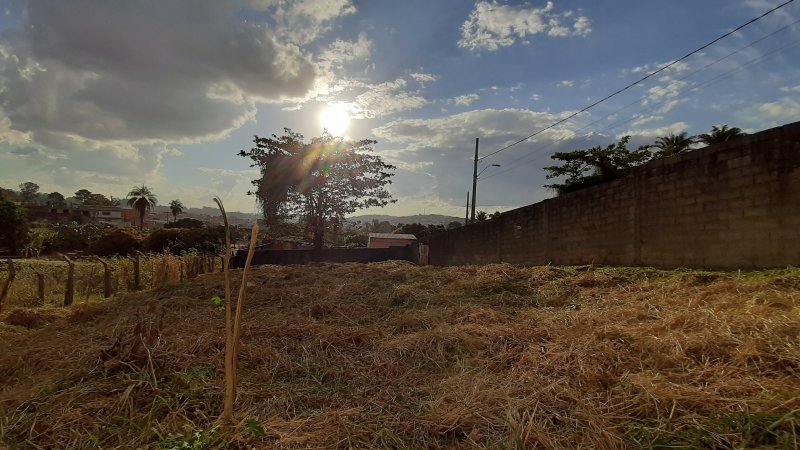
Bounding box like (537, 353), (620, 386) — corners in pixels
(430, 121), (800, 269)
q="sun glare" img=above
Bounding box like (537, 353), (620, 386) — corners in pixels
(319, 103), (351, 137)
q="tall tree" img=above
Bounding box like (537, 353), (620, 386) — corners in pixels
(647, 132), (696, 158)
(543, 136), (652, 195)
(73, 189), (93, 205)
(126, 185), (158, 229)
(697, 125), (747, 145)
(241, 130), (395, 250)
(18, 182), (40, 204)
(169, 199), (185, 222)
(47, 192), (66, 207)
(0, 198), (28, 254)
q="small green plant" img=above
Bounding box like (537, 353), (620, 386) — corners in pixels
(244, 417), (265, 439)
(157, 425), (224, 450)
(210, 296), (223, 311)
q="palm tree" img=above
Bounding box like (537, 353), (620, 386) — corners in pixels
(697, 125), (747, 146)
(169, 199), (185, 222)
(126, 185), (157, 229)
(648, 132), (696, 158)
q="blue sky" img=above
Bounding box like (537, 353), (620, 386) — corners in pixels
(1, 0), (798, 216)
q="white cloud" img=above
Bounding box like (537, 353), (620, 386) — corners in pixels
(616, 122), (688, 140)
(459, 1), (591, 51)
(352, 78), (428, 118)
(779, 85), (800, 93)
(758, 97), (800, 119)
(0, 0), (364, 194)
(319, 32), (372, 64)
(557, 80), (575, 88)
(530, 93), (542, 101)
(453, 93), (480, 106)
(410, 72), (439, 87)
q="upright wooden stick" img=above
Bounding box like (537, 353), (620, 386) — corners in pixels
(0, 258), (16, 312)
(214, 197), (235, 422)
(232, 224), (259, 390)
(30, 265), (45, 306)
(94, 256), (112, 298)
(60, 253), (75, 306)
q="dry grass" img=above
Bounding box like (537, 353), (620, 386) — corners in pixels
(1, 262), (798, 449)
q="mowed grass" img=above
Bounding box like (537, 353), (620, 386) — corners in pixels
(0, 262), (798, 449)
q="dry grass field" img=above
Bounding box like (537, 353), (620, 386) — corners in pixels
(1, 262), (798, 449)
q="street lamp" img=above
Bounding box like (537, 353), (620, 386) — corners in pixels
(471, 163), (500, 223)
(477, 164), (501, 178)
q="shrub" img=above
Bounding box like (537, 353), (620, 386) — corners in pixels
(145, 226), (226, 255)
(164, 218), (205, 229)
(50, 221), (112, 252)
(90, 227), (142, 256)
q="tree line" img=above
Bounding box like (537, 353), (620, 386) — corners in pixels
(544, 125), (746, 194)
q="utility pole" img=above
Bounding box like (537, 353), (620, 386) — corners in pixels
(470, 137), (479, 223)
(465, 191), (470, 225)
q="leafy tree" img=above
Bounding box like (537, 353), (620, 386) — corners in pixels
(84, 193), (118, 206)
(697, 125), (747, 145)
(47, 192), (66, 207)
(398, 223), (427, 238)
(126, 185), (158, 230)
(18, 182), (40, 204)
(164, 218), (205, 229)
(241, 130), (395, 250)
(447, 221), (463, 229)
(73, 189), (94, 205)
(0, 187), (16, 202)
(476, 210), (488, 222)
(489, 211), (502, 220)
(543, 136), (652, 195)
(646, 132), (696, 158)
(169, 199), (185, 222)
(0, 198), (28, 254)
(238, 130), (302, 232)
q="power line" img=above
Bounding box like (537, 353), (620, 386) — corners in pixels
(479, 35), (800, 181)
(478, 0), (797, 162)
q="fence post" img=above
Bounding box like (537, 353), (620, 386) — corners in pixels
(60, 253), (75, 306)
(30, 264), (45, 306)
(0, 258), (16, 312)
(133, 252), (141, 290)
(94, 256), (112, 298)
(180, 259), (185, 281)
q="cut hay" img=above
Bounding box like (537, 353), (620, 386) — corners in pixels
(1, 263), (798, 449)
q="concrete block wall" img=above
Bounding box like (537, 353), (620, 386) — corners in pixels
(430, 121), (800, 269)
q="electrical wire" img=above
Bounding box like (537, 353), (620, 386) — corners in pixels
(478, 0), (797, 162)
(479, 35), (800, 181)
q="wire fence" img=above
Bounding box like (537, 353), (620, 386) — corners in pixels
(0, 253), (222, 310)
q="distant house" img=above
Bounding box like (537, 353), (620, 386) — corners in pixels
(367, 233), (417, 249)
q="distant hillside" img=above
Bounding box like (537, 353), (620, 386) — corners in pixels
(347, 214), (462, 226)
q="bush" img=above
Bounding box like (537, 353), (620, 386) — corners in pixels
(164, 218), (205, 229)
(145, 227), (225, 254)
(89, 227), (142, 256)
(50, 221), (112, 252)
(0, 199), (29, 254)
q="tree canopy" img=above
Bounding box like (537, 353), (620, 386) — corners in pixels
(240, 129), (396, 249)
(0, 198), (28, 254)
(126, 185), (158, 229)
(543, 136), (652, 195)
(169, 199), (185, 221)
(645, 132), (696, 158)
(698, 125), (747, 145)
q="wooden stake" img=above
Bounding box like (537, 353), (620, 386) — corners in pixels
(133, 252), (141, 290)
(30, 265), (45, 306)
(94, 256), (112, 298)
(60, 253), (75, 307)
(0, 258), (16, 312)
(214, 197), (235, 422)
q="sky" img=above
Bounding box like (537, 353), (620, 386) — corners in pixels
(1, 0), (798, 217)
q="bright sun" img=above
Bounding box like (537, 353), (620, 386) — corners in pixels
(319, 103), (351, 137)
